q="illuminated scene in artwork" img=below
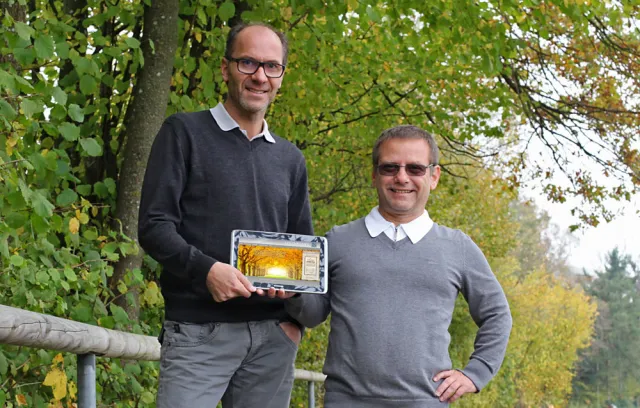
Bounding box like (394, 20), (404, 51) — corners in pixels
(238, 244), (318, 280)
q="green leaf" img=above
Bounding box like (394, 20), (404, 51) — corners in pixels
(141, 391), (155, 404)
(75, 58), (93, 76)
(93, 181), (109, 198)
(99, 316), (115, 329)
(76, 185), (92, 196)
(64, 267), (77, 282)
(79, 138), (103, 156)
(10, 254), (24, 266)
(35, 270), (50, 284)
(6, 191), (27, 208)
(14, 21), (35, 41)
(366, 6), (381, 22)
(58, 123), (80, 141)
(13, 77), (33, 95)
(48, 268), (60, 282)
(83, 229), (98, 241)
(218, 2), (235, 21)
(5, 212), (27, 228)
(104, 178), (116, 195)
(102, 242), (119, 255)
(34, 34), (55, 59)
(71, 304), (92, 322)
(31, 214), (50, 235)
(56, 189), (78, 207)
(79, 75), (97, 95)
(60, 280), (70, 291)
(125, 37), (141, 49)
(38, 255), (53, 268)
(21, 98), (44, 118)
(52, 87), (67, 105)
(0, 353), (7, 376)
(0, 99), (17, 121)
(31, 191), (55, 217)
(68, 104), (84, 122)
(110, 304), (129, 324)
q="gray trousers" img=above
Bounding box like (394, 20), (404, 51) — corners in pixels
(156, 319), (298, 408)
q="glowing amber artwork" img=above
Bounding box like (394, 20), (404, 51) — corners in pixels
(238, 244), (315, 280)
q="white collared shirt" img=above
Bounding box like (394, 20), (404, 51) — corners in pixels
(364, 206), (434, 244)
(209, 103), (275, 143)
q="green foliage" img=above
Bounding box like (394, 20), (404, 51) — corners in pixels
(572, 249), (640, 407)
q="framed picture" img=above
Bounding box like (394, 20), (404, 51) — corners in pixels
(230, 230), (328, 294)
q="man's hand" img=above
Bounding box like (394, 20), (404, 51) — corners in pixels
(255, 287), (298, 299)
(206, 262), (255, 302)
(278, 321), (302, 345)
(433, 370), (477, 403)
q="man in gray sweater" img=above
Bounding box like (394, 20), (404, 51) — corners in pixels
(281, 125), (512, 406)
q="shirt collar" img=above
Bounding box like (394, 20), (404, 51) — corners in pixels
(209, 103), (275, 143)
(364, 206), (434, 244)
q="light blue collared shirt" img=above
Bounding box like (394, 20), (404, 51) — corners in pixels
(364, 206), (434, 244)
(209, 103), (275, 143)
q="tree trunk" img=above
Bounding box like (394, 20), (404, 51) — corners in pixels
(110, 0), (179, 318)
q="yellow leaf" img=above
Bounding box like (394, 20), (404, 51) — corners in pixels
(43, 367), (68, 400)
(194, 32), (202, 43)
(78, 213), (89, 224)
(69, 217), (80, 234)
(16, 394), (27, 406)
(91, 207), (98, 217)
(281, 6), (292, 19)
(117, 280), (128, 295)
(68, 380), (77, 400)
(53, 353), (64, 365)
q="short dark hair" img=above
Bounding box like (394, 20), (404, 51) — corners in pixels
(225, 23), (289, 65)
(372, 125), (440, 167)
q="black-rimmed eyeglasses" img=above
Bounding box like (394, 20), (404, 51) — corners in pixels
(376, 163), (437, 177)
(226, 56), (286, 78)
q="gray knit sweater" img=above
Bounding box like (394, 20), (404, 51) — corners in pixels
(286, 218), (512, 407)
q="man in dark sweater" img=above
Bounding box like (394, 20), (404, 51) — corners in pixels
(284, 125), (512, 407)
(138, 23), (313, 407)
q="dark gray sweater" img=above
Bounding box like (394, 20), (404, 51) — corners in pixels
(286, 218), (512, 407)
(139, 110), (313, 323)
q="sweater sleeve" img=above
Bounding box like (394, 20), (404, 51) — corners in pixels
(285, 292), (330, 328)
(459, 235), (512, 391)
(138, 117), (217, 293)
(284, 228), (336, 327)
(286, 156), (314, 236)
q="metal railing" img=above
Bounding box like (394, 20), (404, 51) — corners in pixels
(0, 304), (326, 407)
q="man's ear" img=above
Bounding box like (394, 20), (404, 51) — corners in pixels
(221, 58), (229, 83)
(430, 165), (441, 190)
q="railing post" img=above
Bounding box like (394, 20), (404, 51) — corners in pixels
(307, 380), (315, 407)
(78, 354), (96, 408)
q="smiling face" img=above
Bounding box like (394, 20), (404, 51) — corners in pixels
(221, 26), (284, 121)
(373, 138), (441, 225)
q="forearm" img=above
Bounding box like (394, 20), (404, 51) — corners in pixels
(138, 219), (216, 288)
(285, 293), (330, 328)
(461, 236), (513, 390)
(461, 303), (512, 390)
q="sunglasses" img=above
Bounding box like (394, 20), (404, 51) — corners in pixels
(376, 163), (436, 177)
